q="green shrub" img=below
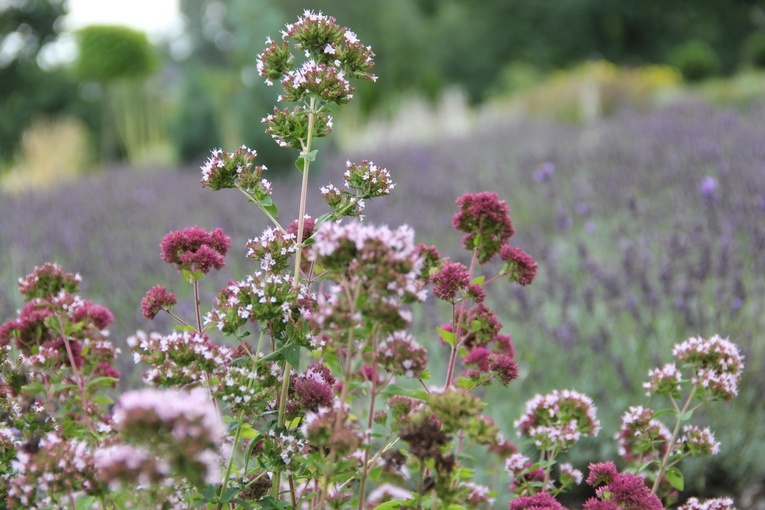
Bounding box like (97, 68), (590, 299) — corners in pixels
(740, 31), (765, 69)
(73, 25), (157, 82)
(669, 40), (721, 82)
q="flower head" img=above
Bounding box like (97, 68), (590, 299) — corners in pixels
(430, 261), (470, 301)
(140, 285), (177, 320)
(583, 461), (663, 510)
(515, 389), (601, 451)
(160, 226), (231, 275)
(17, 262), (81, 301)
(672, 335), (744, 400)
(452, 192), (515, 263)
(500, 245), (539, 286)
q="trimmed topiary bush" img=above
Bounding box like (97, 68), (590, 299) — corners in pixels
(669, 40), (721, 82)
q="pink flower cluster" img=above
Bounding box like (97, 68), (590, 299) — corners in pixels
(140, 285), (177, 320)
(515, 389), (601, 451)
(644, 335), (744, 401)
(678, 497), (736, 510)
(127, 330), (232, 387)
(7, 434), (101, 508)
(159, 225), (231, 275)
(376, 330), (428, 379)
(343, 160), (395, 198)
(200, 145), (266, 191)
(673, 334), (744, 400)
(452, 192), (516, 264)
(107, 387), (224, 487)
(16, 262), (81, 301)
(615, 405), (671, 463)
(256, 10), (375, 104)
(500, 245), (539, 286)
(678, 425), (720, 456)
(286, 363), (336, 418)
(583, 461), (663, 510)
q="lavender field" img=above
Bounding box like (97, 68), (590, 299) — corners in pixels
(2, 98), (764, 501)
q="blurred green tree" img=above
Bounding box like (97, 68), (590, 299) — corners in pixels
(73, 25), (163, 164)
(0, 0), (88, 168)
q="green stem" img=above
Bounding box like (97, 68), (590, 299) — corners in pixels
(236, 184), (285, 233)
(293, 95), (318, 287)
(217, 413), (245, 510)
(273, 95), (319, 503)
(444, 248), (479, 387)
(651, 388), (699, 494)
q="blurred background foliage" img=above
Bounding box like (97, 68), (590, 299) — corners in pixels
(2, 0), (765, 178)
(2, 0), (765, 506)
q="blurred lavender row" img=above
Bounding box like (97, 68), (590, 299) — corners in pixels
(2, 98), (764, 498)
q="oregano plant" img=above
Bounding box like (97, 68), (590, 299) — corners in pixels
(0, 11), (745, 510)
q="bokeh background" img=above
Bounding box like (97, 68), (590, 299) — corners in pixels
(2, 0), (765, 507)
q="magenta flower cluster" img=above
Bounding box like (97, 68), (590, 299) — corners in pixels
(160, 225), (231, 275)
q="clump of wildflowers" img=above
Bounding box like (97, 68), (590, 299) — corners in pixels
(510, 492), (566, 510)
(7, 434), (104, 508)
(431, 261), (470, 302)
(127, 330), (232, 387)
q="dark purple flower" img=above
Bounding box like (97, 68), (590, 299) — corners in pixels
(431, 261), (470, 301)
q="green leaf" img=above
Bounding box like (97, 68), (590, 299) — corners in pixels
(92, 395), (115, 405)
(666, 467), (685, 490)
(437, 327), (456, 347)
(678, 411), (694, 421)
(295, 150), (318, 173)
(174, 324), (198, 333)
(470, 276), (485, 285)
(284, 344), (301, 369)
(373, 501), (408, 510)
(652, 408), (676, 419)
(447, 506), (467, 510)
(381, 384), (429, 400)
(86, 376), (119, 389)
